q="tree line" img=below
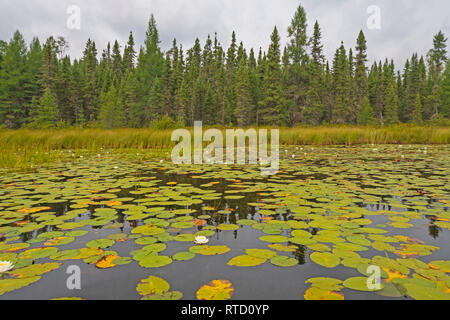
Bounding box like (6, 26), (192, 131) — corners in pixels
(0, 5), (448, 129)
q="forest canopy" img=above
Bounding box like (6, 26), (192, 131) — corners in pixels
(0, 5), (448, 129)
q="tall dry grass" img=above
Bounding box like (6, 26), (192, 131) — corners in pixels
(0, 125), (448, 170)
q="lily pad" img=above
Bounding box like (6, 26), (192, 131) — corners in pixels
(197, 280), (235, 300)
(227, 255), (267, 267)
(343, 277), (384, 292)
(270, 255), (298, 267)
(310, 252), (341, 268)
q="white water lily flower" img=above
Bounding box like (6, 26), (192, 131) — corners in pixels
(0, 261), (14, 273)
(194, 236), (209, 245)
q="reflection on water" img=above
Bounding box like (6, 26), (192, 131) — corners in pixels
(0, 145), (449, 300)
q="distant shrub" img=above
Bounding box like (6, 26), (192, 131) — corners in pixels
(150, 115), (185, 130)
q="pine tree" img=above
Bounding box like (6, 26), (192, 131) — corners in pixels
(427, 31), (448, 118)
(135, 14), (164, 116)
(70, 60), (85, 125)
(0, 7), (448, 129)
(23, 37), (43, 125)
(440, 60), (450, 118)
(123, 31), (136, 72)
(332, 43), (351, 124)
(98, 85), (125, 129)
(147, 77), (164, 123)
(287, 4), (308, 65)
(55, 56), (73, 124)
(82, 39), (99, 122)
(259, 27), (286, 126)
(234, 57), (253, 126)
(40, 37), (58, 92)
(111, 40), (122, 84)
(225, 32), (238, 125)
(384, 80), (400, 125)
(0, 31), (29, 128)
(355, 31), (369, 113)
(413, 92), (423, 124)
(0, 40), (6, 65)
(310, 21), (324, 65)
(285, 5), (309, 125)
(121, 72), (139, 126)
(31, 87), (59, 128)
(301, 21), (325, 125)
(358, 96), (375, 125)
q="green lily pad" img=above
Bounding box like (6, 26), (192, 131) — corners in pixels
(310, 252), (341, 268)
(86, 239), (115, 249)
(138, 255), (173, 268)
(136, 276), (170, 296)
(270, 255), (298, 267)
(189, 245), (231, 256)
(259, 235), (289, 243)
(173, 251), (196, 261)
(343, 277), (384, 292)
(245, 249), (277, 259)
(305, 277), (343, 291)
(228, 255), (267, 267)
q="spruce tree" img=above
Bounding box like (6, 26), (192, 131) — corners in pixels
(55, 56), (73, 124)
(413, 92), (423, 124)
(439, 60), (450, 118)
(111, 40), (122, 84)
(235, 57), (252, 126)
(287, 4), (308, 65)
(147, 77), (164, 123)
(427, 31), (448, 118)
(31, 87), (59, 128)
(358, 96), (375, 125)
(355, 31), (369, 112)
(259, 27), (286, 126)
(332, 43), (351, 124)
(310, 21), (324, 65)
(98, 85), (125, 129)
(40, 37), (58, 92)
(0, 31), (29, 128)
(384, 80), (400, 125)
(123, 31), (136, 72)
(285, 5), (309, 125)
(0, 7), (448, 129)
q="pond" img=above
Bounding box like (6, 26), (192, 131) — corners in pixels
(0, 145), (449, 300)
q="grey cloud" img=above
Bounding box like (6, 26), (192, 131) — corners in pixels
(0, 0), (448, 68)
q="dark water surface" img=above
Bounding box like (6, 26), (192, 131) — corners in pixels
(0, 145), (449, 300)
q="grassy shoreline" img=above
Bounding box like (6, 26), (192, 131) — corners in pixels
(1, 125), (449, 170)
(1, 125), (449, 148)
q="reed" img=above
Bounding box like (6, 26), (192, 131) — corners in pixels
(0, 125), (448, 170)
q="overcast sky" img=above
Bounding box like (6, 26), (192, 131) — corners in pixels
(1, 0), (449, 68)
